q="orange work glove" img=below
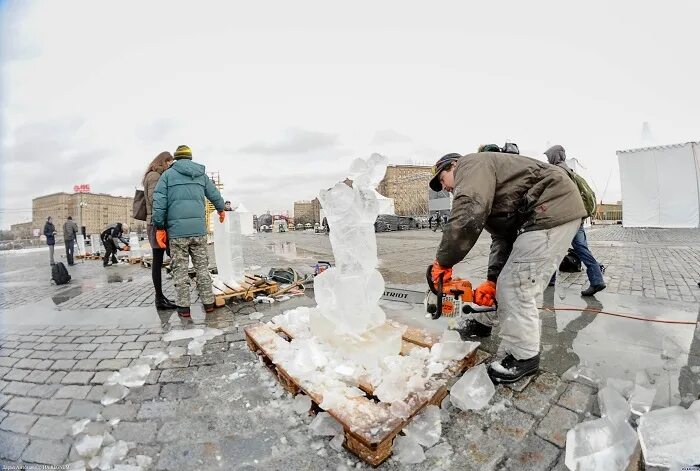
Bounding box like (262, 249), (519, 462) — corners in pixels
(218, 211), (226, 223)
(431, 261), (453, 287)
(474, 280), (497, 306)
(156, 229), (168, 249)
(123, 245), (130, 252)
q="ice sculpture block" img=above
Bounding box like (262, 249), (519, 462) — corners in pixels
(127, 232), (142, 258)
(309, 154), (403, 364)
(212, 211), (245, 288)
(76, 234), (86, 256)
(90, 234), (102, 255)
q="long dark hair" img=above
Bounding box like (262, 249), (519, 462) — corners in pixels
(142, 152), (173, 185)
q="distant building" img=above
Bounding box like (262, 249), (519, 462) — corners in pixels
(33, 192), (139, 237)
(10, 221), (33, 238)
(293, 198), (321, 225)
(376, 165), (432, 216)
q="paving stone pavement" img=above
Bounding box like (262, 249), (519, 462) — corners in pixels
(1, 228), (699, 469)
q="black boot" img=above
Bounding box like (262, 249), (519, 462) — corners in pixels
(455, 319), (492, 340)
(488, 353), (540, 383)
(581, 284), (606, 296)
(203, 303), (215, 313)
(155, 296), (177, 310)
(177, 306), (191, 318)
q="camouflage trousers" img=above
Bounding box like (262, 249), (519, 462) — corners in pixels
(170, 235), (214, 307)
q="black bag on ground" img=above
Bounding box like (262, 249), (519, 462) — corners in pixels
(133, 189), (147, 221)
(52, 262), (71, 285)
(559, 248), (582, 272)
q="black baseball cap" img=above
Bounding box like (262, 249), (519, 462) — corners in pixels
(429, 153), (461, 192)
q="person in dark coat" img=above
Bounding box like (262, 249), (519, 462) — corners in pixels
(101, 223), (129, 267)
(43, 217), (57, 265)
(62, 216), (79, 266)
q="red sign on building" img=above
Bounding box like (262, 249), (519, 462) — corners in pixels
(73, 184), (91, 193)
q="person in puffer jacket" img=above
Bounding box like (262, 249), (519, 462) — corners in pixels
(152, 145), (225, 318)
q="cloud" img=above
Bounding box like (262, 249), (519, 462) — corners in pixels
(135, 118), (180, 144)
(239, 127), (339, 155)
(371, 129), (412, 145)
(4, 118), (87, 164)
(0, 2), (42, 62)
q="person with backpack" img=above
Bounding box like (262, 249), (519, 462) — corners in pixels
(143, 151), (177, 310)
(152, 145), (226, 318)
(62, 216), (79, 266)
(101, 223), (129, 267)
(43, 216), (57, 265)
(545, 145), (606, 296)
(427, 151), (586, 383)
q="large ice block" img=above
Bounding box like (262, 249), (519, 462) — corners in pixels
(212, 211), (245, 288)
(127, 232), (142, 258)
(450, 364), (494, 411)
(76, 234), (86, 256)
(597, 386), (631, 423)
(90, 234), (102, 255)
(393, 435), (426, 464)
(637, 406), (700, 468)
(565, 417), (638, 471)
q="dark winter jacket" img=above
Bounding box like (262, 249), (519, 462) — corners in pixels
(43, 221), (56, 245)
(101, 223), (129, 245)
(435, 152), (586, 280)
(152, 159), (225, 238)
(63, 220), (79, 241)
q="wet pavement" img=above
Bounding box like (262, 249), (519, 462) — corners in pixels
(1, 226), (699, 470)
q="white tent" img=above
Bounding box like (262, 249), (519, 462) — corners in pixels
(617, 142), (700, 228)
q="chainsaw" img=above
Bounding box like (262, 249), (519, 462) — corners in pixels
(425, 265), (497, 319)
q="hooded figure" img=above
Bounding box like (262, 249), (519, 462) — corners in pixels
(544, 145), (572, 172)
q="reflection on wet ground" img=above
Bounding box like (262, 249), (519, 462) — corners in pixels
(265, 241), (318, 260)
(51, 285), (85, 305)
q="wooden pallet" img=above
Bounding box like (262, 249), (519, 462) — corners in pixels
(213, 274), (279, 306)
(245, 321), (488, 466)
(127, 257), (142, 265)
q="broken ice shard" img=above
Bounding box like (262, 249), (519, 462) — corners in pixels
(604, 377), (634, 399)
(403, 404), (441, 447)
(565, 417), (638, 471)
(98, 440), (129, 469)
(597, 386), (631, 423)
(106, 364), (151, 388)
(188, 336), (206, 356)
(309, 412), (344, 436)
(393, 435), (426, 464)
(329, 433), (345, 452)
(429, 330), (479, 362)
(425, 441), (453, 459)
(628, 371), (656, 416)
(390, 400), (411, 419)
(101, 384), (129, 406)
(450, 364), (495, 411)
(163, 328), (204, 342)
(75, 434), (104, 457)
(292, 395), (311, 414)
(637, 405), (700, 468)
(71, 418), (90, 435)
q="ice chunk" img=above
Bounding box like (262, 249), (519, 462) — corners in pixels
(249, 312), (264, 320)
(88, 457), (100, 469)
(101, 384), (129, 406)
(390, 400), (411, 419)
(139, 351), (169, 367)
(67, 461), (87, 471)
(450, 364), (495, 411)
(403, 405), (441, 447)
(163, 328), (204, 342)
(629, 371), (656, 416)
(427, 361), (447, 376)
(689, 400), (700, 411)
(393, 435), (425, 464)
(487, 399), (509, 415)
(598, 386), (631, 423)
(99, 440), (129, 469)
(188, 336), (206, 356)
(661, 336), (684, 359)
(309, 412), (343, 436)
(605, 377), (634, 399)
(72, 418), (90, 435)
(167, 346), (186, 358)
(292, 395), (311, 414)
(425, 442), (453, 459)
(201, 327), (223, 340)
(106, 364), (151, 388)
(319, 388), (346, 410)
(344, 387), (366, 398)
(375, 372), (408, 404)
(562, 363), (602, 387)
(75, 434), (104, 457)
(565, 417), (638, 471)
(330, 433), (345, 452)
(637, 405), (700, 468)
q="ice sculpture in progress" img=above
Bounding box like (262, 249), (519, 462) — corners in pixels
(212, 211), (245, 289)
(127, 232), (142, 258)
(310, 153), (403, 367)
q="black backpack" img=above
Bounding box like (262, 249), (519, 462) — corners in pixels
(52, 262), (71, 285)
(559, 248), (582, 273)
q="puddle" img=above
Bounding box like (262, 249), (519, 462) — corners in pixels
(107, 273), (132, 283)
(265, 241), (316, 260)
(52, 286), (86, 305)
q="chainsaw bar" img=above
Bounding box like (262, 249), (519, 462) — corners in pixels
(381, 287), (426, 304)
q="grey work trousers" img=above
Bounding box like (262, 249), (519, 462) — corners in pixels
(49, 245), (55, 265)
(475, 218), (581, 360)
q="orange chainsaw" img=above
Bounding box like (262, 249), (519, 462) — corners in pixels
(425, 265), (497, 319)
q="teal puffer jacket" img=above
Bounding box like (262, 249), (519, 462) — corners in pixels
(152, 160), (225, 238)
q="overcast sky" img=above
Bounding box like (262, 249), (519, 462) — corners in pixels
(1, 0), (699, 229)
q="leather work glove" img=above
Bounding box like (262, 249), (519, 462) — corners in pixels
(122, 245), (130, 252)
(218, 211), (226, 223)
(156, 230), (168, 249)
(431, 261), (453, 287)
(474, 280), (497, 306)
